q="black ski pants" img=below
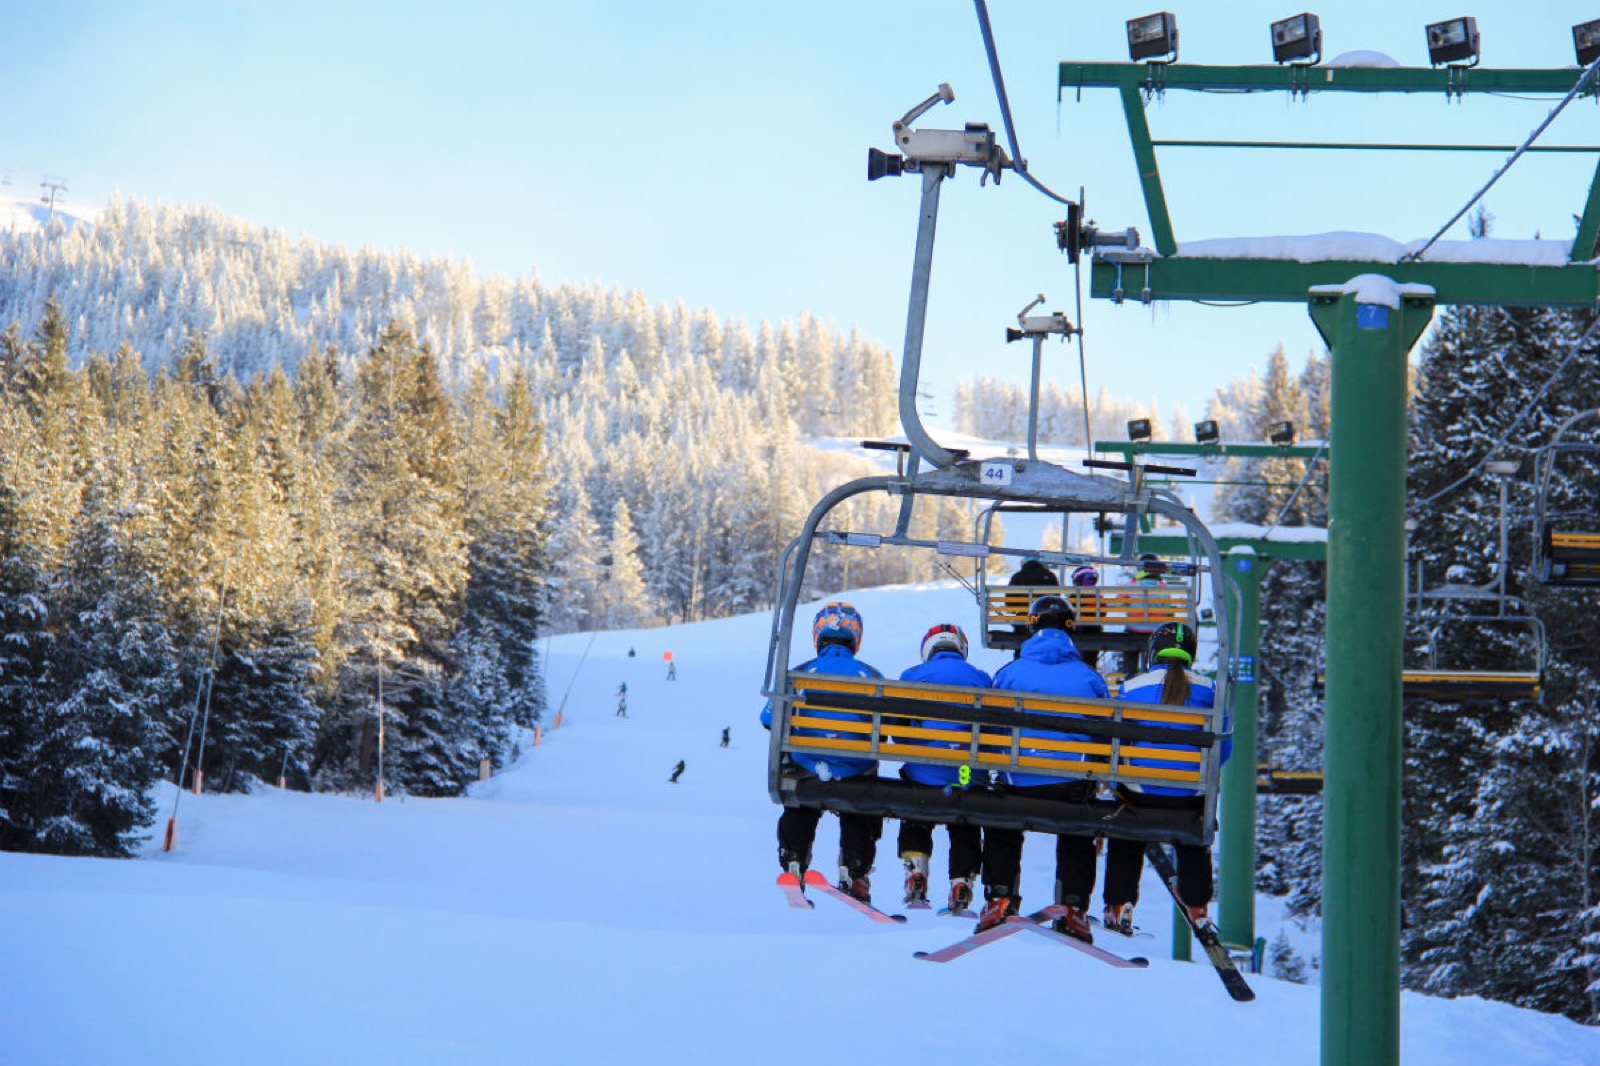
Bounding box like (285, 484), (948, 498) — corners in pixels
(979, 780), (1098, 902)
(777, 805), (882, 879)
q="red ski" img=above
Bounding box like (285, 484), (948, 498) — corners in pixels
(802, 869), (907, 924)
(776, 871), (813, 909)
(914, 905), (1059, 962)
(1014, 915), (1150, 968)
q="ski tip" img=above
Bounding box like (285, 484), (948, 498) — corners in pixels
(912, 950), (930, 959)
(890, 913), (908, 923)
(1129, 956), (1151, 967)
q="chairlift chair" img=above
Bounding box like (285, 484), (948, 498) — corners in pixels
(970, 501), (1202, 659)
(762, 453), (1239, 847)
(1312, 583), (1546, 703)
(1533, 409), (1600, 587)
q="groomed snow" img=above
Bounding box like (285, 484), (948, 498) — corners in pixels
(2, 582), (1596, 1065)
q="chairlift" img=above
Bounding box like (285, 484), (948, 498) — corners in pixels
(970, 501), (1203, 662)
(763, 83), (1236, 848)
(1533, 409), (1600, 587)
(762, 451), (1238, 847)
(1312, 581), (1545, 703)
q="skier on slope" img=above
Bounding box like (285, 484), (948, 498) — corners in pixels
(976, 594), (1109, 938)
(891, 623), (992, 913)
(760, 602), (884, 903)
(1099, 622), (1227, 935)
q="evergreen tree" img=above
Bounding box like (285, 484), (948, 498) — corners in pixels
(27, 461), (177, 857)
(1404, 302), (1600, 1021)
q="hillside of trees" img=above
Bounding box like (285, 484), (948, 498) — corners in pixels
(1206, 320), (1600, 1023)
(0, 201), (983, 859)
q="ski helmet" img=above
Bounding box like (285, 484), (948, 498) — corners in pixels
(812, 601), (864, 651)
(1148, 621), (1197, 666)
(920, 623), (969, 662)
(1135, 552), (1168, 581)
(1030, 594), (1076, 632)
(1070, 565), (1099, 587)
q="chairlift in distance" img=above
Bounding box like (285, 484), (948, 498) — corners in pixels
(1533, 408), (1600, 587)
(1313, 579), (1545, 704)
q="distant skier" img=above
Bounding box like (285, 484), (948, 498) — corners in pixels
(669, 759), (686, 784)
(628, 647), (636, 658)
(667, 660), (677, 681)
(616, 682), (628, 717)
(720, 727), (730, 748)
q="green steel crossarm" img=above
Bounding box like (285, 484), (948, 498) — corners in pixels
(1574, 156), (1600, 261)
(1120, 84), (1176, 255)
(1089, 256), (1600, 307)
(1154, 140), (1599, 154)
(1059, 62), (1591, 96)
(1113, 532), (1327, 562)
(1094, 441), (1328, 460)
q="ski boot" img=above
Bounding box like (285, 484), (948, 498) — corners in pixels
(975, 894), (1018, 934)
(1052, 905), (1093, 944)
(902, 855), (930, 906)
(945, 877), (975, 914)
(1102, 902), (1135, 936)
(838, 866), (872, 904)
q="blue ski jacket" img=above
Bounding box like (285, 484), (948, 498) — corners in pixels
(992, 628), (1109, 787)
(895, 650), (993, 787)
(760, 642), (883, 779)
(1117, 666), (1224, 796)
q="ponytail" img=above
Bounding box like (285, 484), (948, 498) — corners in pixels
(1158, 661), (1191, 705)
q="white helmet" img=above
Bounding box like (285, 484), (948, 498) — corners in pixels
(920, 623), (969, 662)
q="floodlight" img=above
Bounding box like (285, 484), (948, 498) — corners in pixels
(1271, 13), (1322, 64)
(1127, 12), (1178, 62)
(1575, 20), (1600, 65)
(1194, 419), (1221, 443)
(1269, 421), (1296, 445)
(1425, 17), (1479, 66)
(1127, 418), (1153, 441)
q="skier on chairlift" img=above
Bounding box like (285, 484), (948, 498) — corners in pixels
(760, 602), (885, 903)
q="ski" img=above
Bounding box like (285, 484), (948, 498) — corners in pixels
(905, 900), (933, 911)
(1014, 914), (1150, 968)
(1144, 844), (1256, 1002)
(802, 869), (907, 924)
(913, 906), (1058, 962)
(936, 906), (978, 919)
(776, 871), (813, 910)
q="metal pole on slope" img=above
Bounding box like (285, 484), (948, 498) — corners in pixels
(1310, 284), (1434, 1066)
(1218, 546), (1267, 954)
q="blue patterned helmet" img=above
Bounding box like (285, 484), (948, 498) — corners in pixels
(813, 601), (864, 651)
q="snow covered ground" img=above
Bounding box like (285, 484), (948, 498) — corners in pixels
(2, 582), (1596, 1065)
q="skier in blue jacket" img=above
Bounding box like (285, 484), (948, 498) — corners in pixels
(760, 602), (885, 902)
(975, 595), (1109, 934)
(1099, 621), (1225, 935)
(893, 623), (993, 912)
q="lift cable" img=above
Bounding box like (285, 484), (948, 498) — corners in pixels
(1404, 53), (1600, 263)
(1072, 224), (1094, 449)
(1411, 313), (1600, 512)
(973, 0), (1074, 206)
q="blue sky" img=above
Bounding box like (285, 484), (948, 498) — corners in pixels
(3, 1), (1597, 423)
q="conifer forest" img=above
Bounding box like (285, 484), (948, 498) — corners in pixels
(0, 199), (1596, 1022)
